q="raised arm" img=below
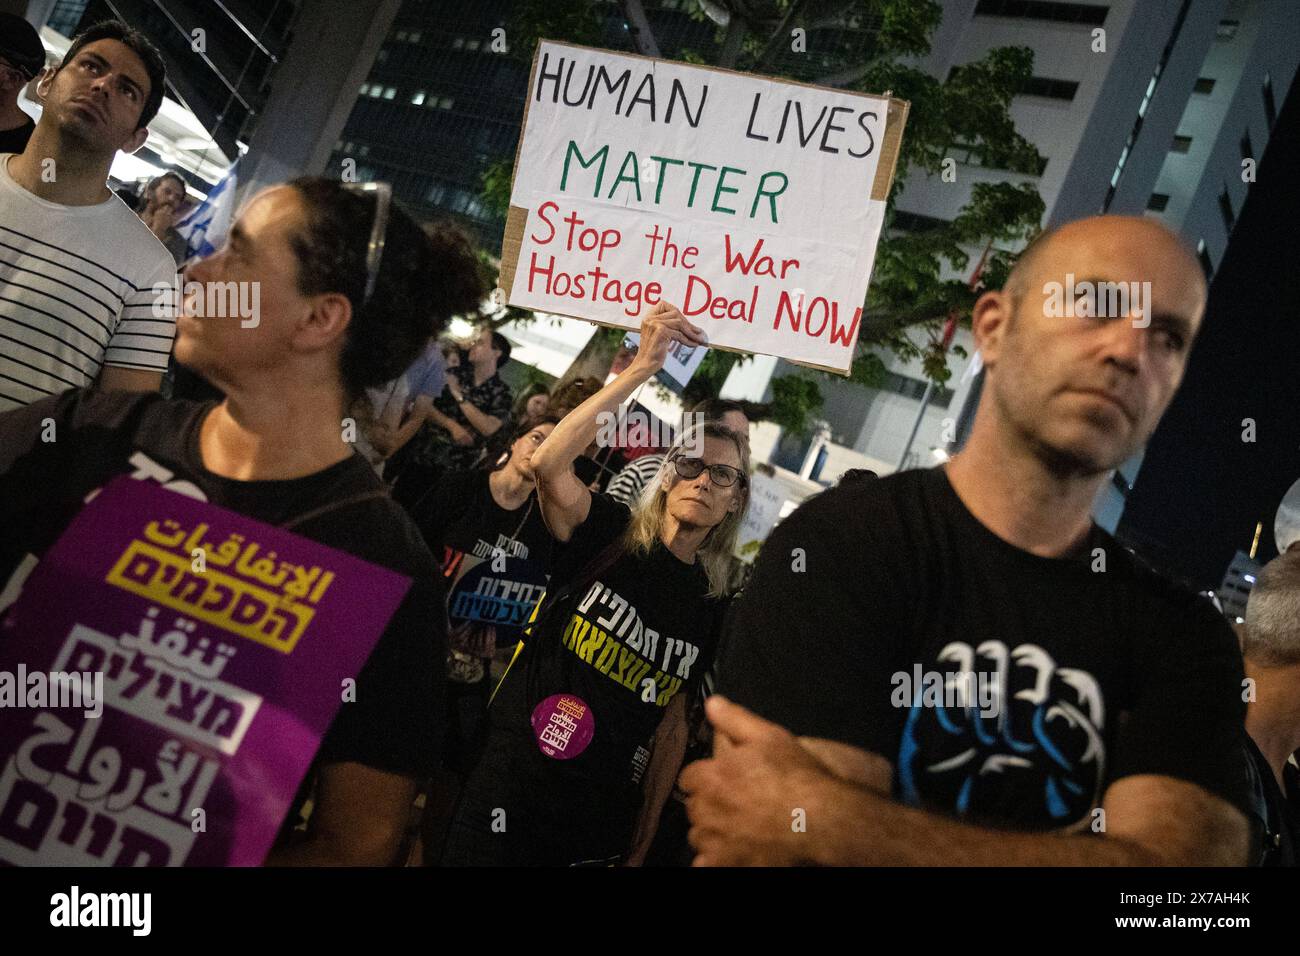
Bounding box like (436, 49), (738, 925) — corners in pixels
(532, 303), (706, 543)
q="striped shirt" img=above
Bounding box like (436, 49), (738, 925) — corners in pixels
(605, 452), (666, 507)
(0, 153), (178, 412)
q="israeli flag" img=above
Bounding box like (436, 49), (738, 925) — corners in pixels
(175, 160), (238, 263)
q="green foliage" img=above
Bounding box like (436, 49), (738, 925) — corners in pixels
(524, 364), (556, 388)
(599, 325), (629, 347)
(765, 373), (825, 435)
(481, 159), (513, 220)
(681, 348), (741, 408)
(505, 0), (605, 64)
(476, 249), (535, 329)
(847, 350), (889, 388)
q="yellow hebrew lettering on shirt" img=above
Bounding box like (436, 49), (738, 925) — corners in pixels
(563, 615), (588, 652)
(654, 674), (683, 707)
(594, 636), (620, 674)
(577, 624), (607, 664)
(106, 539), (315, 653)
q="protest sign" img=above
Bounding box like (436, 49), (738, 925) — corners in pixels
(734, 467), (821, 562)
(735, 470), (792, 561)
(500, 40), (908, 375)
(0, 478), (411, 866)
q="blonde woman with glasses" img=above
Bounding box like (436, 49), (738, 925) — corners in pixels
(442, 303), (750, 866)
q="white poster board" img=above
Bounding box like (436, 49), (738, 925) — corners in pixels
(500, 41), (908, 375)
(734, 467), (821, 562)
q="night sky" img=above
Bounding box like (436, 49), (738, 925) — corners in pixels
(1119, 78), (1300, 588)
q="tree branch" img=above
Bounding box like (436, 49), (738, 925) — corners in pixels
(816, 59), (876, 88)
(718, 16), (747, 69)
(621, 0), (662, 57)
(753, 0), (810, 72)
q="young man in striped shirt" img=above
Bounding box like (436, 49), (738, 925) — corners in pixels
(0, 20), (177, 411)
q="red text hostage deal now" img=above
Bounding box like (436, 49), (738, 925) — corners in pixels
(526, 201), (861, 345)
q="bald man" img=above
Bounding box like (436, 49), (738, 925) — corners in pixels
(681, 216), (1252, 865)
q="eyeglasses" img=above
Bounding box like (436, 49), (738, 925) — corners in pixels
(670, 456), (746, 488)
(343, 181), (392, 308)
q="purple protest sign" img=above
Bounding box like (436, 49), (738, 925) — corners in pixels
(0, 477), (412, 866)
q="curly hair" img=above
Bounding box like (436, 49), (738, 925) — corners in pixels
(286, 178), (486, 399)
(547, 376), (602, 418)
(426, 220), (490, 325)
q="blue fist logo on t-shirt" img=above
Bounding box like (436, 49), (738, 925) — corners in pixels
(897, 640), (1106, 829)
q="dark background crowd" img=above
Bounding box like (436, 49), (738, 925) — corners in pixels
(0, 16), (1295, 869)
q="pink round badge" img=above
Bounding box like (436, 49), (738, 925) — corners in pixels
(531, 693), (595, 760)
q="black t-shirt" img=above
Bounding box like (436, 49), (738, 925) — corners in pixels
(419, 367), (514, 472)
(720, 467), (1251, 833)
(0, 389), (445, 846)
(0, 118), (35, 156)
(1245, 736), (1299, 866)
(459, 493), (726, 861)
(411, 468), (555, 647)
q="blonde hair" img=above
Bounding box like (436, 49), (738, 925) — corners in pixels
(623, 421), (750, 597)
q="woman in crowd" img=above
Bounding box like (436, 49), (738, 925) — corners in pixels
(0, 176), (480, 865)
(441, 302), (750, 866)
(410, 414), (562, 859)
(513, 382), (551, 423)
(479, 381), (552, 470)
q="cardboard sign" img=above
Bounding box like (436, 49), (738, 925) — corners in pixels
(500, 41), (908, 375)
(735, 470), (793, 561)
(0, 479), (411, 866)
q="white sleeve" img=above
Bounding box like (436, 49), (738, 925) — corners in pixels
(104, 251), (178, 372)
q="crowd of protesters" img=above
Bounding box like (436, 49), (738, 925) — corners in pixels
(0, 19), (1295, 868)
